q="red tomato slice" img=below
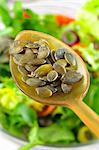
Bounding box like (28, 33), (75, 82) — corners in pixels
(56, 15), (74, 26)
(38, 105), (56, 117)
(23, 10), (30, 19)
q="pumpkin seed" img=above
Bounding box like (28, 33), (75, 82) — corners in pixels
(36, 86), (52, 97)
(64, 53), (77, 66)
(38, 39), (49, 46)
(26, 77), (46, 87)
(61, 70), (83, 84)
(61, 83), (72, 93)
(32, 48), (38, 54)
(12, 38), (82, 97)
(25, 64), (37, 72)
(25, 41), (40, 49)
(53, 62), (66, 75)
(19, 48), (35, 64)
(66, 66), (77, 71)
(34, 64), (53, 77)
(18, 66), (28, 75)
(28, 58), (46, 65)
(54, 48), (66, 60)
(37, 46), (50, 59)
(22, 75), (29, 83)
(51, 80), (61, 87)
(37, 44), (50, 59)
(47, 85), (57, 93)
(56, 59), (67, 67)
(27, 73), (35, 77)
(50, 50), (56, 62)
(56, 86), (62, 92)
(39, 76), (47, 82)
(10, 40), (24, 54)
(47, 54), (54, 64)
(47, 70), (58, 82)
(13, 53), (23, 65)
(46, 58), (52, 64)
(14, 53), (23, 60)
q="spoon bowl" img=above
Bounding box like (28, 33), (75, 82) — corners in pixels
(10, 30), (99, 137)
(10, 30), (89, 106)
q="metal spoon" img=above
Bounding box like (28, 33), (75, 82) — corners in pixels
(10, 30), (99, 137)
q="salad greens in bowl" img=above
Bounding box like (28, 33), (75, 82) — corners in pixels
(0, 0), (99, 149)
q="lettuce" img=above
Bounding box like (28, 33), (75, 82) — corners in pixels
(77, 0), (99, 40)
(74, 43), (99, 71)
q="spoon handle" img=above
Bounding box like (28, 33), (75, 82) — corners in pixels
(68, 100), (99, 137)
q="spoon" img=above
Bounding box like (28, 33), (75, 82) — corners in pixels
(10, 30), (99, 137)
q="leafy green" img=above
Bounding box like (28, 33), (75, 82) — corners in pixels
(52, 107), (81, 129)
(0, 0), (7, 8)
(42, 14), (61, 38)
(38, 123), (75, 143)
(83, 0), (99, 14)
(0, 1), (61, 38)
(12, 103), (37, 126)
(0, 5), (12, 26)
(84, 77), (99, 114)
(0, 64), (11, 77)
(13, 1), (23, 19)
(0, 77), (32, 109)
(75, 43), (99, 71)
(0, 107), (9, 129)
(77, 0), (99, 40)
(0, 102), (38, 138)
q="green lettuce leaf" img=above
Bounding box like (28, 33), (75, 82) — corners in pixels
(74, 43), (99, 71)
(77, 0), (99, 40)
(38, 123), (75, 143)
(84, 77), (99, 114)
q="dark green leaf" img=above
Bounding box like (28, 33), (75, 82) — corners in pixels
(0, 107), (9, 129)
(0, 64), (11, 77)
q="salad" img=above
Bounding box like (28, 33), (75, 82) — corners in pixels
(0, 0), (99, 150)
